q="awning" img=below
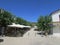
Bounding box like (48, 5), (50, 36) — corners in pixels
(8, 23), (24, 28)
(7, 23), (31, 28)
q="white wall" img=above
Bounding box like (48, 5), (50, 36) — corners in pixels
(51, 12), (60, 37)
(52, 12), (60, 22)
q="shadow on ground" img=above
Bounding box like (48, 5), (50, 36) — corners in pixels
(0, 39), (4, 42)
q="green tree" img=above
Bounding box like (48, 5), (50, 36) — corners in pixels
(15, 17), (31, 26)
(0, 9), (14, 36)
(37, 16), (52, 36)
(0, 9), (14, 26)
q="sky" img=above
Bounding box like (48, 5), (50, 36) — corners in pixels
(0, 0), (60, 22)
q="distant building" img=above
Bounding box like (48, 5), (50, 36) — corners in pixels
(50, 9), (60, 37)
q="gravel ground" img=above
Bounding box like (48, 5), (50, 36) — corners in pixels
(0, 28), (60, 45)
(0, 36), (60, 45)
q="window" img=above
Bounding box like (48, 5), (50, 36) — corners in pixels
(59, 15), (60, 21)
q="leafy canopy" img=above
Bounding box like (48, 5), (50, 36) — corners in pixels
(37, 15), (52, 31)
(0, 9), (14, 26)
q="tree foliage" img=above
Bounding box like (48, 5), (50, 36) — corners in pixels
(37, 16), (52, 32)
(15, 17), (32, 26)
(0, 9), (31, 27)
(0, 9), (14, 27)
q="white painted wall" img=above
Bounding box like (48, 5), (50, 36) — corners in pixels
(52, 12), (60, 22)
(51, 11), (60, 37)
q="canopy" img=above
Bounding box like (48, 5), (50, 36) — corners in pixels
(7, 23), (31, 28)
(23, 26), (31, 28)
(8, 23), (24, 28)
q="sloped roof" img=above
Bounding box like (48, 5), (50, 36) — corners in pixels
(50, 9), (60, 16)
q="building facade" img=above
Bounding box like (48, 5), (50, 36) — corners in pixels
(51, 9), (60, 37)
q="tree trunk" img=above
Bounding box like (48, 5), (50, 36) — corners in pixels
(45, 32), (48, 36)
(14, 28), (17, 37)
(1, 27), (5, 37)
(45, 30), (49, 36)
